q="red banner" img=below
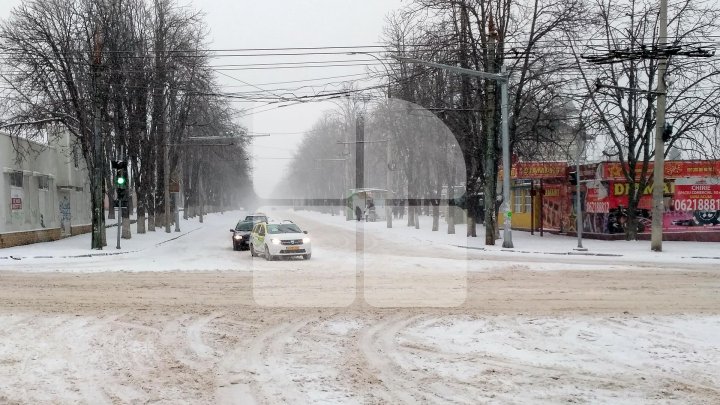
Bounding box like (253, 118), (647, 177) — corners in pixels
(542, 184), (563, 199)
(602, 160), (720, 181)
(673, 181), (720, 212)
(509, 162), (567, 179)
(585, 186), (610, 213)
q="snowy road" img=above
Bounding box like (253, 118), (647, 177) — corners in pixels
(1, 210), (719, 404)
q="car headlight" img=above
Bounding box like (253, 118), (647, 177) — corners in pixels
(234, 234), (243, 240)
(302, 237), (311, 244)
(270, 238), (281, 245)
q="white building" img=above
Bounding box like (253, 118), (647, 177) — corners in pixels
(0, 131), (91, 248)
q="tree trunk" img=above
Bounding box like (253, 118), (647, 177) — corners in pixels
(625, 182), (641, 241)
(447, 187), (456, 235)
(137, 205), (146, 234)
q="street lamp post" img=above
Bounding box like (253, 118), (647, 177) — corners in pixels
(390, 55), (513, 248)
(348, 51), (394, 229)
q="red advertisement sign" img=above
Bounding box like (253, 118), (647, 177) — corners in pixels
(602, 160), (720, 181)
(607, 181), (673, 210)
(542, 184), (563, 199)
(508, 162), (568, 179)
(673, 182), (720, 212)
(585, 186), (610, 213)
(11, 197), (22, 210)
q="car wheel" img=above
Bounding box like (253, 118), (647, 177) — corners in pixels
(233, 243), (239, 251)
(250, 244), (258, 257)
(264, 245), (274, 261)
(303, 254), (311, 260)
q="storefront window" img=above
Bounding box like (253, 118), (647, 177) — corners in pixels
(514, 190), (524, 213)
(525, 191), (532, 213)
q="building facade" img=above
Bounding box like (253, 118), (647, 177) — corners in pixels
(501, 160), (720, 241)
(0, 131), (91, 248)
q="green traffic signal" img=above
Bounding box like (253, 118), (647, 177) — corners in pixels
(117, 176), (126, 186)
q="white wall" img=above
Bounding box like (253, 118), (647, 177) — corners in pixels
(0, 132), (90, 234)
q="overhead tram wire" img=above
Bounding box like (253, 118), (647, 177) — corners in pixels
(2, 38), (719, 64)
(3, 38), (699, 57)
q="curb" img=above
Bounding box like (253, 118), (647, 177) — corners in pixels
(0, 226), (201, 261)
(455, 245), (624, 257)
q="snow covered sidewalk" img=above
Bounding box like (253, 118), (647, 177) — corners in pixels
(288, 208), (720, 267)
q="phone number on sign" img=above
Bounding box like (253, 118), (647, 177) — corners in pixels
(673, 199), (720, 212)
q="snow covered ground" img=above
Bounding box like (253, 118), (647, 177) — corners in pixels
(0, 209), (719, 403)
(2, 207), (719, 272)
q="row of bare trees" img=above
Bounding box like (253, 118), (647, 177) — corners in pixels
(0, 0), (252, 248)
(282, 0), (720, 243)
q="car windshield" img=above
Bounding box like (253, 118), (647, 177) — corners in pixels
(266, 224), (301, 234)
(235, 221), (253, 231)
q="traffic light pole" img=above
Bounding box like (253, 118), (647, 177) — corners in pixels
(111, 160), (128, 249)
(116, 203), (121, 249)
(575, 137), (586, 251)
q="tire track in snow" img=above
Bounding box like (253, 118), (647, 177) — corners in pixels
(358, 314), (429, 404)
(216, 317), (311, 404)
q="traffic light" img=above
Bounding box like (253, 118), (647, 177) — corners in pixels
(662, 122), (673, 143)
(114, 162), (127, 188)
(116, 185), (127, 206)
(568, 169), (579, 185)
(112, 160), (128, 206)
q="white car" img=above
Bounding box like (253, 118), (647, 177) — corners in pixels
(249, 221), (312, 260)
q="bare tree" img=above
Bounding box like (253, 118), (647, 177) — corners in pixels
(567, 0), (720, 240)
(0, 0), (252, 247)
(386, 0), (586, 243)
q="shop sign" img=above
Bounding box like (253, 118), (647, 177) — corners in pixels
(11, 197), (22, 210)
(508, 162), (568, 179)
(585, 185), (610, 213)
(542, 184), (562, 198)
(673, 178), (720, 212)
(611, 182), (674, 197)
(603, 160), (720, 181)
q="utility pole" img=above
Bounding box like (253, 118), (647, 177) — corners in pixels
(164, 141), (171, 233)
(651, 0), (668, 251)
(356, 115), (364, 191)
(175, 147), (182, 232)
(386, 138), (392, 228)
(500, 65), (513, 248)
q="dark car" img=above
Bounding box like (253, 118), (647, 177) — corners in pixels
(245, 213), (268, 223)
(230, 220), (254, 251)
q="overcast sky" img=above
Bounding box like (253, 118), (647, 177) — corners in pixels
(0, 0), (405, 197)
(201, 0), (405, 197)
